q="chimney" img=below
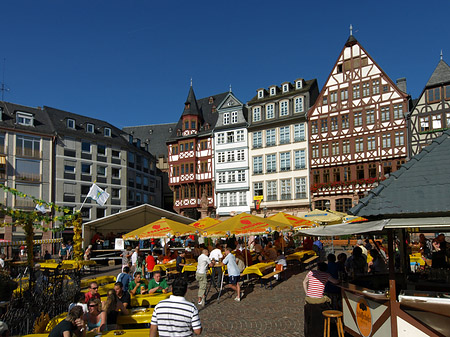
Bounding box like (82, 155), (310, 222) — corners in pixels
(396, 78), (407, 93)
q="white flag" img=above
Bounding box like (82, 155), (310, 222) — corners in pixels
(35, 203), (47, 214)
(87, 183), (110, 206)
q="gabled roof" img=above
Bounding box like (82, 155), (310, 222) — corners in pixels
(350, 129), (450, 218)
(425, 59), (450, 88)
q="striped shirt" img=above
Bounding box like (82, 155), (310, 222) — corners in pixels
(306, 270), (331, 298)
(151, 295), (201, 337)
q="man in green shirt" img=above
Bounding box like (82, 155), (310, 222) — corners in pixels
(148, 271), (169, 294)
(129, 272), (147, 295)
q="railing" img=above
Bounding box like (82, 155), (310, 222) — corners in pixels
(281, 194), (292, 200)
(295, 192), (307, 199)
(267, 195), (277, 201)
(15, 198), (36, 208)
(280, 167), (291, 171)
(295, 165), (306, 170)
(16, 173), (41, 182)
(17, 149), (42, 159)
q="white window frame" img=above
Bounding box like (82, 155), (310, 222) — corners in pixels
(67, 119), (75, 129)
(283, 84), (289, 93)
(294, 97), (304, 113)
(253, 156), (263, 174)
(280, 152), (291, 171)
(270, 87), (276, 96)
(86, 123), (94, 133)
(258, 90), (264, 99)
(266, 154), (276, 173)
(223, 112), (230, 125)
(236, 130), (244, 142)
(104, 127), (111, 137)
(295, 177), (307, 199)
(279, 126), (290, 144)
(294, 149), (306, 169)
(266, 104), (274, 119)
(266, 129), (276, 147)
(16, 112), (34, 126)
(253, 131), (262, 148)
(253, 107), (261, 122)
(231, 111), (238, 123)
(296, 80), (302, 89)
(217, 133), (225, 144)
(294, 123), (305, 141)
(280, 101), (289, 116)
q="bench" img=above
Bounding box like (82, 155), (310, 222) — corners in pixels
(303, 256), (318, 270)
(260, 268), (286, 289)
(165, 268), (179, 280)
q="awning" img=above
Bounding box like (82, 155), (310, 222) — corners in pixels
(384, 217), (450, 230)
(297, 220), (387, 237)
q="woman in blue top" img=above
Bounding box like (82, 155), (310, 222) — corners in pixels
(84, 298), (105, 333)
(223, 247), (242, 301)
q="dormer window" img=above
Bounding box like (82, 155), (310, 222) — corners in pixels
(231, 111), (238, 124)
(191, 120), (196, 129)
(129, 135), (133, 144)
(104, 127), (111, 137)
(283, 84), (289, 93)
(270, 87), (276, 96)
(296, 80), (303, 89)
(184, 121), (189, 130)
(86, 123), (94, 133)
(209, 96), (214, 104)
(16, 112), (34, 126)
(67, 118), (75, 129)
(136, 138), (141, 147)
(223, 112), (230, 125)
(258, 90), (264, 99)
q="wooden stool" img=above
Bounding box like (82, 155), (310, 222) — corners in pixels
(322, 310), (344, 337)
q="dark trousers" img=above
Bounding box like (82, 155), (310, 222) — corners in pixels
(304, 302), (330, 337)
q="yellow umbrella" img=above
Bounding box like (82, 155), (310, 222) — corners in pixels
(188, 217), (221, 231)
(342, 215), (368, 223)
(268, 212), (317, 229)
(301, 209), (342, 225)
(202, 212), (292, 237)
(122, 218), (196, 240)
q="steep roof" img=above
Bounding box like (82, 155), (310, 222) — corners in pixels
(182, 85), (201, 117)
(350, 129), (450, 218)
(425, 59), (450, 88)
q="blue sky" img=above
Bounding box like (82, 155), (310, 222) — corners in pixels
(1, 1), (449, 128)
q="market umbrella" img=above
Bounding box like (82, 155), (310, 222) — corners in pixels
(188, 217), (221, 231)
(342, 215), (368, 223)
(268, 212), (317, 229)
(301, 209), (343, 225)
(122, 218), (196, 240)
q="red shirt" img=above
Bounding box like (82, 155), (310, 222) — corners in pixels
(306, 270), (331, 298)
(146, 255), (156, 271)
(303, 238), (314, 250)
(84, 291), (101, 303)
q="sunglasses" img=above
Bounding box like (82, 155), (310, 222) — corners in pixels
(88, 304), (98, 307)
(91, 287), (98, 290)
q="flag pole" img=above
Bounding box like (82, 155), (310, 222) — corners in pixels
(79, 181), (96, 249)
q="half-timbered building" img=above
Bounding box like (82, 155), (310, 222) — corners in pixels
(408, 57), (450, 156)
(308, 33), (410, 212)
(167, 85), (227, 218)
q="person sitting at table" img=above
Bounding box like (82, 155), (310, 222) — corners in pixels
(264, 242), (277, 261)
(129, 272), (147, 295)
(44, 250), (52, 260)
(84, 282), (100, 303)
(345, 246), (367, 278)
(256, 250), (266, 263)
(223, 247), (242, 301)
(48, 305), (86, 337)
(431, 233), (448, 268)
(148, 271), (169, 294)
(114, 282), (131, 309)
(116, 266), (132, 291)
(253, 238), (263, 253)
(102, 289), (128, 331)
(69, 292), (88, 313)
(368, 249), (387, 274)
(84, 298), (105, 333)
(176, 251), (187, 273)
(135, 255), (146, 277)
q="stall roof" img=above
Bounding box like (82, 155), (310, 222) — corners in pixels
(83, 204), (194, 232)
(298, 220), (387, 237)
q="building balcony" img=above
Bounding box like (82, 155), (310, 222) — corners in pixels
(16, 173), (41, 182)
(17, 149), (42, 159)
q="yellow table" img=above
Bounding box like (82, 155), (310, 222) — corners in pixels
(25, 328), (151, 337)
(286, 250), (316, 261)
(153, 262), (176, 272)
(131, 292), (171, 307)
(81, 275), (116, 288)
(117, 308), (154, 324)
(83, 282), (116, 296)
(242, 262), (275, 277)
(182, 263), (197, 273)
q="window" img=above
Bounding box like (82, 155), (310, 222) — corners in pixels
(104, 127), (111, 137)
(227, 151), (235, 162)
(343, 167), (351, 181)
(266, 104), (274, 119)
(330, 91), (338, 103)
(266, 154), (276, 173)
(372, 80), (380, 94)
(280, 179), (291, 200)
(362, 82), (370, 97)
(367, 136), (376, 150)
(227, 171), (236, 183)
(294, 150), (306, 169)
(323, 169), (330, 183)
(383, 85), (389, 93)
(312, 145), (319, 158)
(236, 150), (245, 161)
(236, 130), (244, 142)
(353, 84), (360, 99)
(323, 96), (328, 104)
(81, 163), (91, 174)
(112, 167), (120, 178)
(253, 107), (261, 121)
(253, 131), (262, 148)
(217, 133), (225, 144)
(294, 123), (305, 141)
(446, 85), (450, 100)
(342, 115), (349, 129)
(97, 165), (106, 176)
(253, 156), (263, 174)
(280, 101), (288, 116)
(266, 129), (276, 146)
(218, 152), (225, 163)
(295, 97), (304, 113)
(311, 121), (318, 134)
(283, 84), (289, 93)
(218, 172), (226, 183)
(86, 123), (94, 133)
(355, 138), (364, 152)
(432, 115), (442, 129)
(227, 132), (234, 143)
(332, 142), (339, 156)
(16, 112), (34, 126)
(394, 131), (404, 146)
(382, 134), (391, 148)
(393, 104), (403, 119)
(384, 162), (392, 175)
(267, 181), (277, 201)
(321, 119), (328, 133)
(229, 192), (237, 206)
(341, 89), (348, 101)
(97, 144), (106, 156)
(336, 198), (352, 213)
(254, 182), (263, 196)
(427, 88), (441, 102)
(231, 111), (238, 123)
(357, 165), (364, 179)
(239, 191), (247, 206)
(223, 113), (230, 125)
(270, 87), (276, 96)
(237, 170), (245, 182)
(342, 140), (350, 154)
(81, 141), (91, 153)
(295, 177), (307, 199)
(331, 117), (338, 131)
(296, 80), (302, 89)
(333, 168), (340, 182)
(111, 188), (120, 199)
(280, 152), (290, 171)
(279, 126), (290, 144)
(420, 117), (430, 132)
(313, 170), (320, 184)
(67, 119), (75, 129)
(369, 163), (377, 178)
(381, 106), (390, 122)
(64, 161), (76, 173)
(447, 113), (450, 127)
(219, 193), (227, 207)
(258, 90), (264, 99)
(366, 110), (375, 124)
(322, 143), (329, 157)
(16, 135), (40, 157)
(354, 111), (362, 126)
(16, 158), (40, 182)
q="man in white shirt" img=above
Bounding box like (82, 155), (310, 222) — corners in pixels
(131, 246), (139, 266)
(0, 254), (5, 269)
(196, 249), (213, 305)
(209, 244), (223, 262)
(209, 244), (223, 289)
(356, 239), (368, 257)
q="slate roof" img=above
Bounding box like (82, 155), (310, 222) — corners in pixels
(425, 59), (450, 88)
(123, 123), (177, 158)
(0, 101), (55, 136)
(182, 86), (201, 117)
(349, 129), (450, 218)
(247, 79), (317, 104)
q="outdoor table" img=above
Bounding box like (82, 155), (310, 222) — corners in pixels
(181, 262), (197, 273)
(24, 328), (151, 337)
(153, 261), (176, 272)
(130, 292), (171, 307)
(117, 308), (154, 324)
(81, 275), (116, 288)
(242, 262), (275, 277)
(286, 250), (316, 262)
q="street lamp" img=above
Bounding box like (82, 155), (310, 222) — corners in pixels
(325, 200), (330, 211)
(263, 206), (268, 218)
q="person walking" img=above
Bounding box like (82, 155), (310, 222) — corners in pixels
(196, 249), (213, 305)
(222, 247), (242, 301)
(150, 277), (202, 337)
